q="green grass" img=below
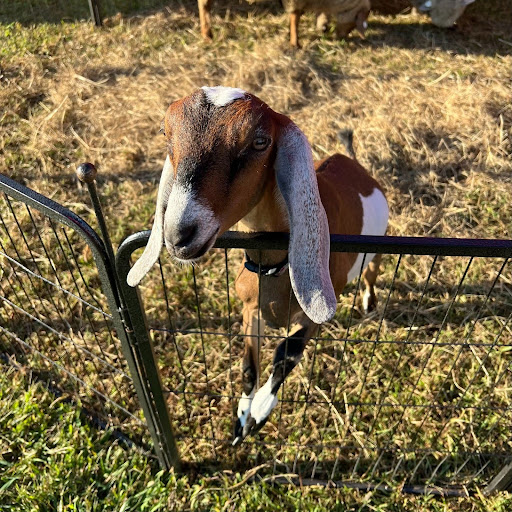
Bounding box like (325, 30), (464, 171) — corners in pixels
(2, 367), (512, 511)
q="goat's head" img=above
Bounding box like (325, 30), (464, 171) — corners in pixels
(127, 86), (336, 324)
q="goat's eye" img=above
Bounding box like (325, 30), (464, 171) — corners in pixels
(252, 137), (270, 151)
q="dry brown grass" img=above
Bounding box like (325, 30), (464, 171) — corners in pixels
(1, 0), (512, 491)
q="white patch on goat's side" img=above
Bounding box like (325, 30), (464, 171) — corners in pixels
(201, 86), (246, 107)
(346, 188), (389, 284)
(236, 389), (255, 428)
(250, 377), (278, 424)
(362, 21), (368, 29)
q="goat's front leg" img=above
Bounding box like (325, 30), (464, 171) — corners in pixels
(233, 309), (263, 446)
(241, 317), (317, 441)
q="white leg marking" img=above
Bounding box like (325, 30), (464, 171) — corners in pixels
(236, 390), (255, 428)
(363, 288), (372, 312)
(250, 377), (278, 424)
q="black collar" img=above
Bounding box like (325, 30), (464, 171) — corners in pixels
(244, 251), (289, 277)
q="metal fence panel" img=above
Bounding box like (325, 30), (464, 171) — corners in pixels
(117, 230), (512, 493)
(0, 173), (178, 467)
(3, 167), (512, 494)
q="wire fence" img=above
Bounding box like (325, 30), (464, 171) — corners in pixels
(1, 0), (178, 25)
(2, 170), (512, 494)
(117, 231), (512, 493)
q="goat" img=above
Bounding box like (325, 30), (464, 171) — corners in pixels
(197, 0), (370, 47)
(127, 86), (389, 445)
(412, 0), (475, 27)
(282, 0), (371, 47)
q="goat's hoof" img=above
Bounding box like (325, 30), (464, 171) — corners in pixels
(363, 302), (376, 314)
(232, 418), (244, 446)
(232, 414), (269, 445)
(242, 415), (268, 439)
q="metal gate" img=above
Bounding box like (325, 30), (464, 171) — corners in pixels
(2, 168), (512, 495)
(117, 232), (512, 495)
(0, 170), (178, 469)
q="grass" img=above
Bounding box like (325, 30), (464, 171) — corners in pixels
(2, 367), (512, 511)
(1, 0), (512, 509)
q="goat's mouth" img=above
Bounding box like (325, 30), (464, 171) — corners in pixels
(169, 227), (220, 263)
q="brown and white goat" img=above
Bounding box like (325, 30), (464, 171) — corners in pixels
(198, 0), (370, 47)
(127, 86), (388, 444)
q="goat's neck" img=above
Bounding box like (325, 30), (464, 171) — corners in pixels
(238, 176), (289, 266)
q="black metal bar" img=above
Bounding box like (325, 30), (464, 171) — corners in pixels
(76, 163), (117, 284)
(263, 476), (471, 498)
(88, 0), (102, 26)
(214, 231), (512, 258)
(116, 242), (182, 471)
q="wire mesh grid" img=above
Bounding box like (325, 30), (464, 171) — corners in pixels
(128, 239), (512, 490)
(0, 190), (148, 444)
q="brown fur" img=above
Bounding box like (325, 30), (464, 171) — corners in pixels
(236, 151), (384, 329)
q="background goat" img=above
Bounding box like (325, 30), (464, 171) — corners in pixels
(412, 0), (476, 27)
(127, 86), (388, 444)
(198, 0), (370, 46)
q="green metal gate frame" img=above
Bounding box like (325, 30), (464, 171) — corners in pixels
(0, 172), (179, 471)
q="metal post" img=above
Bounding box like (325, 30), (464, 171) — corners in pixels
(88, 0), (102, 26)
(75, 163), (181, 471)
(484, 461), (512, 494)
(76, 163), (115, 269)
(116, 233), (182, 471)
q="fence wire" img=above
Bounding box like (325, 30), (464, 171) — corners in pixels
(3, 167), (512, 492)
(127, 239), (512, 489)
(0, 190), (148, 445)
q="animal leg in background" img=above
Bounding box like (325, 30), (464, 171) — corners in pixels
(198, 0), (214, 39)
(361, 253), (382, 313)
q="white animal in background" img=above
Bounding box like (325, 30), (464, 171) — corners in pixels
(412, 0), (476, 27)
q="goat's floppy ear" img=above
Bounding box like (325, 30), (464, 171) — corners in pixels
(127, 156), (174, 287)
(274, 123), (337, 324)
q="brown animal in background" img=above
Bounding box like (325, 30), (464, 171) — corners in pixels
(282, 0), (371, 47)
(198, 0), (371, 47)
(127, 86), (388, 444)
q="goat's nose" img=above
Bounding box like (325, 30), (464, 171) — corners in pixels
(173, 223), (198, 248)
